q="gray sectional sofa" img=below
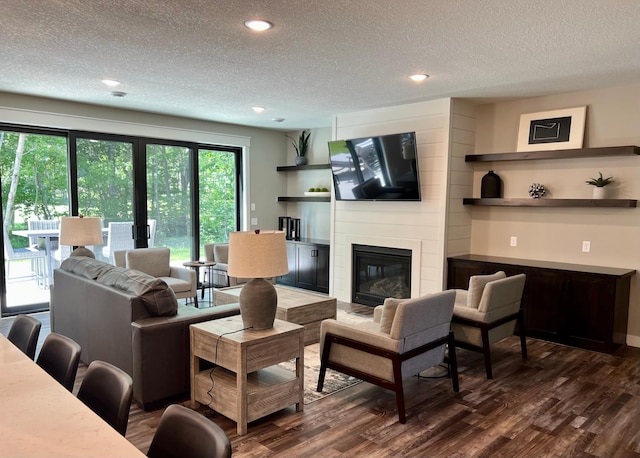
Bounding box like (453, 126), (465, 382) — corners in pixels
(50, 255), (240, 409)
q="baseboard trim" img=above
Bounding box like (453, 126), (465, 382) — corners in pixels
(626, 334), (640, 348)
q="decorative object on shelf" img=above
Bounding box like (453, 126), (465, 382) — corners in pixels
(586, 172), (614, 199)
(517, 106), (586, 152)
(480, 170), (502, 198)
(304, 187), (330, 197)
(278, 216), (291, 238)
(228, 230), (289, 330)
(59, 215), (103, 258)
(287, 130), (310, 166)
(528, 183), (546, 199)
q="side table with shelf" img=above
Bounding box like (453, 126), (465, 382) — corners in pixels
(189, 316), (304, 435)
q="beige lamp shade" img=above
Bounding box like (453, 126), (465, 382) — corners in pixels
(60, 216), (103, 247)
(228, 230), (289, 279)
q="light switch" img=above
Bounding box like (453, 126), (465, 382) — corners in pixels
(251, 203), (256, 211)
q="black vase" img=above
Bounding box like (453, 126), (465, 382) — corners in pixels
(481, 170), (502, 198)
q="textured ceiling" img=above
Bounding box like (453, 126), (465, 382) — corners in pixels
(2, 0), (639, 130)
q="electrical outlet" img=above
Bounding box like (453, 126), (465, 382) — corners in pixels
(510, 236), (517, 247)
(251, 217), (258, 226)
(582, 241), (591, 252)
(251, 203), (256, 211)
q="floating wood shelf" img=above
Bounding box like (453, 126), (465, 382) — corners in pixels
(278, 196), (331, 202)
(465, 145), (639, 163)
(462, 198), (637, 208)
(276, 164), (331, 171)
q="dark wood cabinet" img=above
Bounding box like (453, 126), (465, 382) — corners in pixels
(447, 254), (635, 354)
(277, 239), (330, 294)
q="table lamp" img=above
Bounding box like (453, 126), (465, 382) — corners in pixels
(228, 230), (289, 330)
(59, 216), (103, 258)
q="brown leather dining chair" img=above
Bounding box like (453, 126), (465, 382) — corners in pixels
(36, 332), (82, 392)
(7, 314), (42, 360)
(77, 360), (134, 436)
(147, 404), (232, 458)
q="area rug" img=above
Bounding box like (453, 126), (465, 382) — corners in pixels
(279, 309), (369, 404)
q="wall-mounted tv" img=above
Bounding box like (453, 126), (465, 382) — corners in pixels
(328, 131), (420, 201)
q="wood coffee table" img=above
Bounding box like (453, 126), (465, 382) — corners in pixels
(214, 285), (337, 345)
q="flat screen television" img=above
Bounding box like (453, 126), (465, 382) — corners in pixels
(328, 131), (421, 201)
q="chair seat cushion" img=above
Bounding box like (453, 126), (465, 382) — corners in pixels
(161, 277), (191, 294)
(467, 271), (506, 309)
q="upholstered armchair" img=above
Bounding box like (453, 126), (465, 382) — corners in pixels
(114, 248), (198, 307)
(317, 290), (458, 424)
(451, 272), (527, 379)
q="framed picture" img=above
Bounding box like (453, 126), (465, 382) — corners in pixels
(516, 106), (587, 152)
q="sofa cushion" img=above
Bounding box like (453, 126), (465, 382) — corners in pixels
(60, 256), (115, 280)
(467, 271), (506, 309)
(379, 297), (403, 334)
(97, 267), (178, 317)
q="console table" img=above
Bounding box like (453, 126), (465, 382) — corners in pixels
(189, 316), (304, 435)
(447, 255), (635, 354)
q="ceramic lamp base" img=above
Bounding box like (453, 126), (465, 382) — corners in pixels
(239, 278), (278, 330)
(70, 246), (96, 258)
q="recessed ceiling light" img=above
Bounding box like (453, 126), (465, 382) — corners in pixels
(111, 91), (127, 98)
(409, 74), (429, 82)
(272, 118), (285, 123)
(252, 106), (266, 113)
(244, 20), (273, 31)
(101, 79), (121, 87)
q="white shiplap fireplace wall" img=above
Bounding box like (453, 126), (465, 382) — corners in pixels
(330, 98), (475, 303)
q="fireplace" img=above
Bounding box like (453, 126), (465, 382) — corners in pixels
(352, 244), (412, 306)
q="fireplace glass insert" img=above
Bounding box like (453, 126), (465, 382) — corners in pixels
(352, 244), (411, 306)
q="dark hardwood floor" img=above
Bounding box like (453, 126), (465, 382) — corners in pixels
(2, 303), (639, 457)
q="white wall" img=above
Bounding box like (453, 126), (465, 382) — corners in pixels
(472, 83), (640, 346)
(330, 99), (453, 303)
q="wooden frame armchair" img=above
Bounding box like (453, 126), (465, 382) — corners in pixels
(317, 290), (458, 423)
(451, 272), (527, 379)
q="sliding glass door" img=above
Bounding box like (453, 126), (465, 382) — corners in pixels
(146, 143), (193, 263)
(1, 123), (243, 317)
(1, 128), (69, 315)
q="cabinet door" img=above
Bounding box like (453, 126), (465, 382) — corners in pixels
(278, 242), (297, 286)
(521, 268), (567, 343)
(296, 244), (317, 290)
(314, 245), (330, 293)
(565, 273), (615, 351)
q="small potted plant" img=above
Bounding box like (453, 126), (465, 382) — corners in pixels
(586, 172), (614, 199)
(287, 130), (311, 166)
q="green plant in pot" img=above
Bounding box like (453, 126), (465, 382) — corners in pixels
(287, 130), (310, 166)
(586, 172), (614, 199)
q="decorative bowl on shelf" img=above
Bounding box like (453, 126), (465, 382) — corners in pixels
(304, 191), (331, 197)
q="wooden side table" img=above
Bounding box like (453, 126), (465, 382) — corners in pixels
(189, 316), (304, 435)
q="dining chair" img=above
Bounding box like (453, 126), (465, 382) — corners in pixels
(7, 314), (42, 360)
(77, 360), (133, 436)
(147, 404), (232, 458)
(36, 332), (82, 392)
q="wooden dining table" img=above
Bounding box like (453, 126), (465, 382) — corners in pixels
(0, 335), (144, 457)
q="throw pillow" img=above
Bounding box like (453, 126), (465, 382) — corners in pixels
(379, 298), (403, 334)
(98, 268), (178, 317)
(467, 271), (506, 309)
